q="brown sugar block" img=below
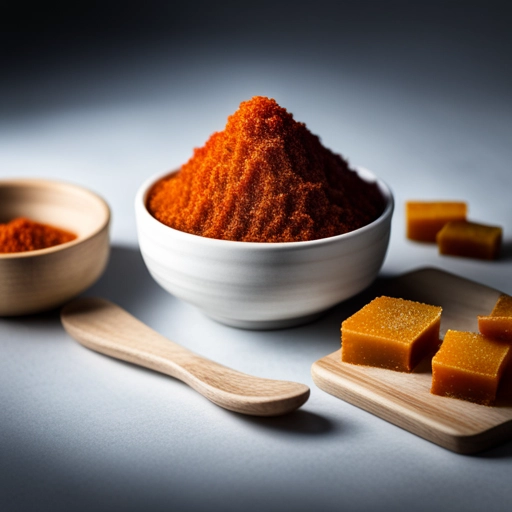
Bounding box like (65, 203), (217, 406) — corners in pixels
(406, 201), (467, 242)
(341, 296), (442, 372)
(436, 220), (502, 260)
(478, 294), (512, 342)
(431, 330), (511, 406)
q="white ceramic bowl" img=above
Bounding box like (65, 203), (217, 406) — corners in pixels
(135, 168), (393, 329)
(0, 179), (110, 316)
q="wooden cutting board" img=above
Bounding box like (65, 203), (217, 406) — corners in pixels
(311, 267), (512, 454)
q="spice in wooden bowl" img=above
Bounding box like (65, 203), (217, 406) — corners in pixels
(0, 217), (76, 253)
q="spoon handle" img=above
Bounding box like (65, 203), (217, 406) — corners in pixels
(61, 298), (309, 416)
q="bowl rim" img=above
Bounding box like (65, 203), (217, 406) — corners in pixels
(0, 178), (111, 259)
(135, 166), (394, 249)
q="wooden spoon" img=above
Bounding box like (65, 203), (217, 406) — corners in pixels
(61, 298), (310, 416)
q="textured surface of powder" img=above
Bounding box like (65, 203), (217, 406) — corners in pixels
(148, 96), (385, 242)
(0, 217), (77, 253)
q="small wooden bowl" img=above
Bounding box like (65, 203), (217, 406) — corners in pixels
(0, 179), (110, 316)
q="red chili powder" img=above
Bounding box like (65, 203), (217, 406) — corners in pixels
(148, 96), (385, 243)
(0, 217), (77, 253)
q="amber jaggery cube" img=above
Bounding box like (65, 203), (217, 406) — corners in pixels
(436, 220), (502, 260)
(406, 201), (467, 242)
(341, 296), (442, 372)
(431, 330), (511, 406)
(478, 294), (512, 342)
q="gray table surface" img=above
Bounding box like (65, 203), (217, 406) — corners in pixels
(2, 2), (511, 511)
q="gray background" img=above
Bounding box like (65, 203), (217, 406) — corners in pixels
(1, 1), (512, 511)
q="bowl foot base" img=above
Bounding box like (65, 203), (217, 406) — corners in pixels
(204, 310), (325, 330)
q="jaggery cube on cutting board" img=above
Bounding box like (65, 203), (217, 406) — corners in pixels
(311, 268), (512, 454)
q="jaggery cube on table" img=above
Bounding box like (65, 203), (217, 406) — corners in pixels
(436, 220), (502, 260)
(406, 201), (467, 242)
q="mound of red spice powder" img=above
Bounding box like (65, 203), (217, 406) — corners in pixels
(148, 96), (385, 243)
(0, 217), (76, 253)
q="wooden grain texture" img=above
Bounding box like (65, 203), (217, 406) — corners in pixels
(61, 298), (310, 416)
(311, 268), (512, 454)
